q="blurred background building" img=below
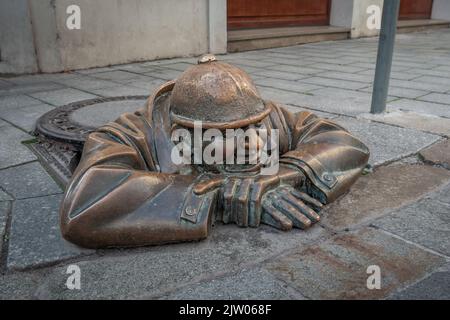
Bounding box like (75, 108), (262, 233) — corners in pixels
(0, 0), (449, 74)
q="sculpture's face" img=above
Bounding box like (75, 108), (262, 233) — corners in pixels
(171, 120), (272, 175)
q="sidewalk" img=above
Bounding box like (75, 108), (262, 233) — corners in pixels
(1, 29), (449, 299)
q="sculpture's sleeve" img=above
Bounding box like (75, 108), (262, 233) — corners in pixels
(270, 103), (369, 204)
(60, 111), (217, 249)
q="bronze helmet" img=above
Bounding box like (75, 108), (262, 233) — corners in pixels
(170, 54), (271, 129)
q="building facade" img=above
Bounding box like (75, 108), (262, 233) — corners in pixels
(0, 0), (449, 74)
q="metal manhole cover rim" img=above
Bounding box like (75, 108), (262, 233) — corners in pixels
(35, 95), (148, 145)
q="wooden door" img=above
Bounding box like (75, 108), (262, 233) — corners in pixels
(227, 0), (331, 30)
(399, 0), (433, 20)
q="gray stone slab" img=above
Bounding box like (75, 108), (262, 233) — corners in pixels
(0, 82), (64, 97)
(0, 125), (36, 169)
(388, 98), (450, 118)
(361, 111), (450, 137)
(0, 95), (42, 110)
(252, 70), (307, 81)
(299, 77), (368, 90)
(88, 85), (150, 97)
(70, 99), (146, 128)
(126, 78), (166, 91)
(280, 104), (338, 119)
(358, 69), (421, 81)
(362, 85), (428, 99)
(0, 103), (54, 132)
(414, 75), (450, 87)
(266, 64), (323, 75)
(58, 76), (119, 91)
(264, 228), (446, 299)
(74, 67), (117, 75)
(335, 117), (440, 166)
(255, 78), (322, 93)
(7, 194), (93, 270)
(315, 71), (373, 83)
(0, 272), (41, 300)
(321, 164), (450, 231)
(29, 88), (98, 107)
(35, 224), (328, 299)
(90, 70), (141, 82)
(143, 68), (182, 81)
(374, 184), (450, 256)
(259, 86), (370, 116)
(0, 201), (10, 257)
(389, 79), (450, 93)
(420, 139), (450, 168)
(160, 268), (303, 300)
(0, 189), (13, 201)
(162, 62), (195, 72)
(0, 162), (62, 200)
(418, 93), (450, 105)
(390, 271), (450, 300)
(309, 62), (367, 74)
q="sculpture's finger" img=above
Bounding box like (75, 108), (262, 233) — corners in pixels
(235, 179), (252, 227)
(261, 202), (293, 231)
(282, 193), (320, 223)
(272, 198), (312, 229)
(290, 189), (324, 211)
(222, 179), (239, 224)
(193, 176), (226, 195)
(249, 175), (279, 227)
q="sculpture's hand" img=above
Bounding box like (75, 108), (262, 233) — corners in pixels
(261, 185), (323, 230)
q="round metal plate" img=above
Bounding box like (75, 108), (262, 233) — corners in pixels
(35, 96), (148, 145)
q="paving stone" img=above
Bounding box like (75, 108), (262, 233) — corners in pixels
(35, 224), (328, 299)
(0, 125), (36, 169)
(0, 162), (62, 200)
(316, 71), (373, 83)
(74, 67), (118, 75)
(152, 62), (194, 72)
(230, 64), (262, 75)
(7, 194), (93, 270)
(419, 139), (450, 168)
(373, 183), (450, 256)
(70, 99), (146, 128)
(160, 268), (303, 300)
(321, 164), (450, 231)
(126, 78), (166, 91)
(88, 85), (150, 97)
(414, 75), (450, 87)
(0, 103), (54, 132)
(264, 227), (446, 299)
(361, 111), (450, 137)
(29, 88), (98, 107)
(418, 93), (450, 105)
(389, 79), (450, 93)
(266, 64), (323, 75)
(58, 76), (119, 91)
(0, 95), (41, 110)
(388, 98), (450, 118)
(309, 62), (367, 74)
(0, 82), (64, 97)
(357, 69), (421, 80)
(0, 272), (42, 299)
(252, 70), (307, 81)
(255, 78), (322, 93)
(390, 271), (450, 300)
(259, 86), (370, 116)
(0, 201), (10, 257)
(336, 117), (440, 166)
(364, 86), (428, 99)
(143, 68), (182, 81)
(90, 70), (142, 82)
(299, 77), (368, 90)
(0, 189), (13, 201)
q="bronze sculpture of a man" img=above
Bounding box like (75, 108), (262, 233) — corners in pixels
(60, 55), (369, 248)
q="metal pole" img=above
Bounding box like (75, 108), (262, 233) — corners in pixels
(370, 0), (401, 114)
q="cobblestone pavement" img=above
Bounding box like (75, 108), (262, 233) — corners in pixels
(1, 29), (450, 299)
